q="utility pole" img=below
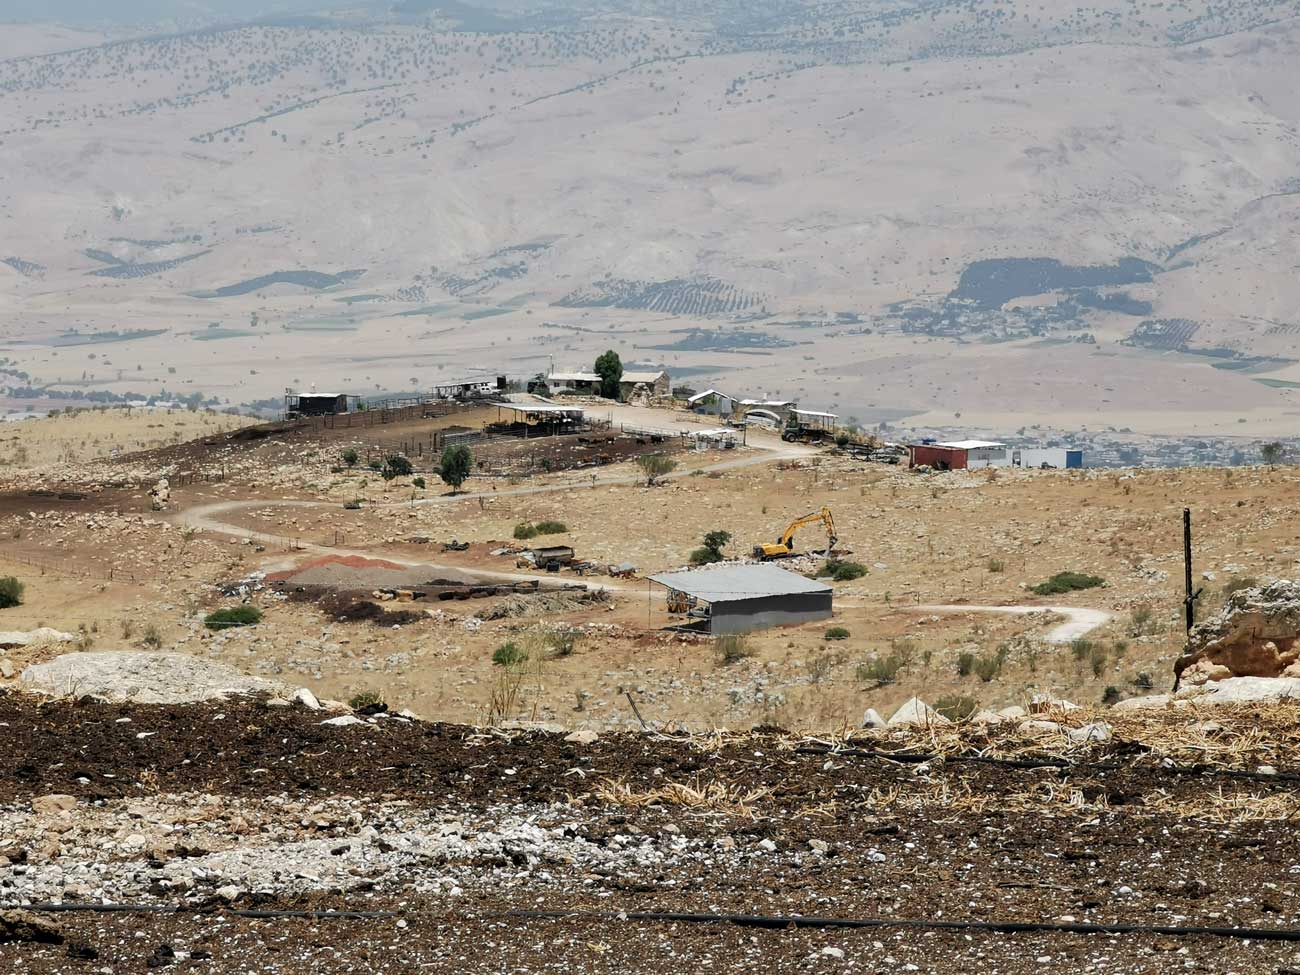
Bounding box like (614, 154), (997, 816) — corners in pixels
(1183, 507), (1203, 634)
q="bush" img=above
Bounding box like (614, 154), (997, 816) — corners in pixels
(1130, 605), (1154, 635)
(1133, 671), (1154, 689)
(956, 651), (976, 677)
(986, 558), (1005, 573)
(825, 559), (867, 582)
(1102, 685), (1122, 706)
(934, 694), (977, 722)
(972, 653), (1003, 682)
(534, 520), (567, 535)
(689, 546), (722, 565)
(203, 605), (263, 630)
(368, 458), (382, 471)
(140, 623), (163, 650)
(637, 453), (677, 485)
(544, 627), (579, 658)
(824, 626), (850, 641)
(856, 654), (904, 685)
(412, 476), (426, 489)
(341, 448), (359, 467)
(1089, 645), (1109, 679)
(383, 454), (413, 478)
(492, 642), (528, 667)
(1031, 571), (1105, 596)
(690, 529), (731, 565)
(514, 522), (539, 540)
(348, 690), (386, 712)
(715, 634), (753, 666)
(0, 576), (24, 609)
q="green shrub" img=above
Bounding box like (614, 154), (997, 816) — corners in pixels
(438, 444), (473, 491)
(1089, 645), (1109, 679)
(934, 694), (977, 722)
(544, 627), (579, 658)
(986, 558), (1005, 573)
(690, 546), (722, 566)
(1071, 638), (1096, 662)
(715, 633), (753, 666)
(1102, 685), (1122, 706)
(856, 654), (903, 685)
(203, 605), (262, 630)
(0, 576), (24, 609)
(1031, 571), (1105, 596)
(956, 651), (976, 677)
(341, 448), (359, 467)
(513, 523), (539, 540)
(140, 623), (163, 649)
(825, 559), (867, 582)
(384, 454), (413, 477)
(972, 653), (1003, 682)
(348, 690), (386, 711)
(824, 626), (850, 641)
(492, 642), (528, 667)
(534, 520), (568, 535)
(412, 476), (426, 489)
(367, 458), (382, 471)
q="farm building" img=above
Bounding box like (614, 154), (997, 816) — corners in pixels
(686, 389), (735, 416)
(619, 369), (671, 400)
(546, 372), (600, 394)
(284, 389), (357, 418)
(650, 563), (833, 635)
(909, 440), (1010, 470)
(1016, 447), (1084, 469)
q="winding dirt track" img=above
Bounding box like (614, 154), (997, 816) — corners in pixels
(172, 440), (1113, 640)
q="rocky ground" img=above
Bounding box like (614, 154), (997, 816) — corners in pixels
(5, 689), (1300, 973)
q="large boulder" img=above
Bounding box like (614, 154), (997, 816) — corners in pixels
(1174, 580), (1300, 684)
(1114, 676), (1300, 710)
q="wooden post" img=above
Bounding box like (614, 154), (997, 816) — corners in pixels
(1183, 507), (1202, 633)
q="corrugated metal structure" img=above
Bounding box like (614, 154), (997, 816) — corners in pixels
(1016, 447), (1084, 469)
(908, 440), (1009, 470)
(650, 564), (833, 635)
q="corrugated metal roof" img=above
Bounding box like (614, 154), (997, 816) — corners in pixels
(548, 372), (599, 383)
(687, 389), (731, 403)
(937, 439), (1007, 450)
(649, 564), (832, 604)
(792, 409), (838, 419)
(622, 370), (667, 383)
(490, 402), (585, 415)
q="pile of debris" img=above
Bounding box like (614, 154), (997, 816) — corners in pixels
(479, 587), (612, 620)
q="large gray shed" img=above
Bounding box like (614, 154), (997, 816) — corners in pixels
(650, 564), (833, 635)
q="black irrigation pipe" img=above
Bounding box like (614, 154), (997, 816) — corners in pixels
(507, 908), (1300, 944)
(792, 745), (1300, 783)
(3, 902), (397, 920)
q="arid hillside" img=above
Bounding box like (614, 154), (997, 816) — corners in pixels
(2, 0), (1299, 430)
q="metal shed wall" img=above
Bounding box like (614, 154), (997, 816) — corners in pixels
(707, 591), (833, 634)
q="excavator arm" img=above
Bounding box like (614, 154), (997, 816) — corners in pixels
(755, 507), (837, 559)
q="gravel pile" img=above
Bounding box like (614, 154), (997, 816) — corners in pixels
(19, 652), (288, 704)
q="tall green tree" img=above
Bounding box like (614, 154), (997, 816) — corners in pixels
(593, 350), (623, 399)
(438, 444), (473, 492)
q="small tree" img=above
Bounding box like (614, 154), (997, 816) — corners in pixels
(594, 350), (623, 399)
(383, 454), (413, 479)
(341, 448), (359, 468)
(637, 453), (677, 486)
(438, 444), (472, 492)
(1261, 442), (1287, 467)
(690, 529), (731, 565)
(0, 576), (24, 609)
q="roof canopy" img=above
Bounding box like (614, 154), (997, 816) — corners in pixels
(548, 372), (599, 383)
(622, 370), (667, 383)
(650, 564), (832, 604)
(792, 409), (838, 419)
(936, 439), (1007, 450)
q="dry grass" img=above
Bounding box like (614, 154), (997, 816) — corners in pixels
(589, 776), (772, 818)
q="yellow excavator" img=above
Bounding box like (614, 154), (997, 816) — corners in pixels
(753, 507), (837, 560)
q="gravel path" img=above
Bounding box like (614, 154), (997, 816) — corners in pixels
(912, 603), (1115, 643)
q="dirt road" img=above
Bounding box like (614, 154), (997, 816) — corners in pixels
(912, 604), (1115, 643)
